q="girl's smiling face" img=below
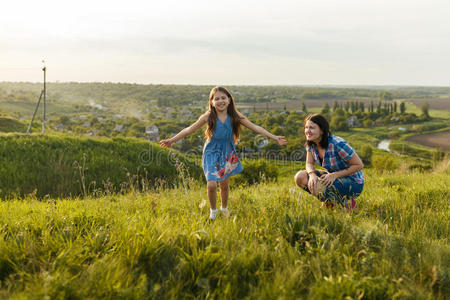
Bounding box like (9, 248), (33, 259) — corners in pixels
(304, 120), (323, 144)
(212, 91), (230, 112)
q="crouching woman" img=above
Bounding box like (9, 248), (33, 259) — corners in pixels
(294, 114), (364, 209)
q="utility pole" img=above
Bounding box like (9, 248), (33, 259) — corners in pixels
(27, 60), (47, 135)
(42, 61), (47, 134)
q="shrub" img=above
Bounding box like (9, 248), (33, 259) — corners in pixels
(432, 148), (445, 165)
(358, 145), (373, 165)
(408, 164), (432, 172)
(372, 155), (398, 172)
(232, 159), (278, 186)
(388, 131), (400, 139)
(330, 115), (349, 131)
(362, 119), (373, 128)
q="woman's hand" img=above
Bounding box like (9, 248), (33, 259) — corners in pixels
(307, 173), (320, 195)
(320, 173), (337, 187)
(274, 136), (287, 146)
(159, 139), (173, 148)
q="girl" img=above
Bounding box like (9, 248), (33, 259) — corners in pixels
(160, 86), (286, 220)
(294, 114), (364, 210)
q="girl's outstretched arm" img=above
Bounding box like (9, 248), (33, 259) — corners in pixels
(159, 112), (209, 148)
(237, 112), (287, 146)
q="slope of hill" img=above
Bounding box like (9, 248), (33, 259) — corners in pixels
(0, 134), (202, 198)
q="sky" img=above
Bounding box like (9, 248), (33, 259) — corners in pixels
(1, 0), (450, 86)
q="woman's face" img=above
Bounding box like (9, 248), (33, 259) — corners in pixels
(304, 120), (323, 144)
(211, 91), (230, 113)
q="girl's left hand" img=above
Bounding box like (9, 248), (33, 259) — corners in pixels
(320, 173), (337, 187)
(159, 139), (173, 148)
(274, 136), (287, 146)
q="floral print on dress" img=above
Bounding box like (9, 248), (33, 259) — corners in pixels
(210, 153), (240, 179)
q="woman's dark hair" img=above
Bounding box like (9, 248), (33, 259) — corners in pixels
(205, 86), (242, 143)
(304, 114), (331, 148)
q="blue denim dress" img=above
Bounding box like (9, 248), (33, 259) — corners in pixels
(202, 115), (243, 182)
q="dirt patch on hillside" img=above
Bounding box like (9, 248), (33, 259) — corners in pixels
(406, 130), (450, 151)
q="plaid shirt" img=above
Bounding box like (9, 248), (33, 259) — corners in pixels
(306, 135), (364, 184)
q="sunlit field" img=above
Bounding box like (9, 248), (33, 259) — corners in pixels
(0, 163), (448, 299)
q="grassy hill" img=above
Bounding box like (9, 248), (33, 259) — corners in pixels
(0, 117), (28, 133)
(0, 134), (202, 198)
(0, 163), (448, 299)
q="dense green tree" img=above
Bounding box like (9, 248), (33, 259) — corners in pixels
(330, 115), (348, 131)
(400, 102), (406, 114)
(301, 102), (307, 113)
(334, 108), (345, 117)
(321, 103), (330, 114)
(332, 101), (339, 111)
(421, 102), (430, 118)
(58, 115), (70, 125)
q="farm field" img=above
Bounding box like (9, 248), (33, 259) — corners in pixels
(406, 130), (450, 151)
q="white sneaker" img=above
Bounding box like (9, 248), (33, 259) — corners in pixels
(209, 209), (218, 220)
(220, 207), (230, 218)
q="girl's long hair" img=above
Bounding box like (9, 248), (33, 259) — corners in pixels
(205, 86), (242, 143)
(304, 114), (331, 149)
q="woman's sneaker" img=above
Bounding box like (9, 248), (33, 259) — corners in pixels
(345, 198), (356, 211)
(321, 201), (335, 209)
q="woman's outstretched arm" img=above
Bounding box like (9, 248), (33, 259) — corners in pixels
(160, 112), (209, 148)
(237, 112), (287, 146)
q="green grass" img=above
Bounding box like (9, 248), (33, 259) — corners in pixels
(404, 102), (450, 119)
(0, 134), (202, 198)
(0, 164), (448, 299)
(0, 117), (29, 133)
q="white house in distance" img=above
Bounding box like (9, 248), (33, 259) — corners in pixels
(346, 116), (359, 128)
(145, 125), (159, 141)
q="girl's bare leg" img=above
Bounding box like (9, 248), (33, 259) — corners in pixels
(207, 180), (217, 210)
(219, 178), (229, 208)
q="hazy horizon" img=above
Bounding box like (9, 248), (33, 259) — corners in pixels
(2, 0), (450, 86)
(2, 81), (450, 89)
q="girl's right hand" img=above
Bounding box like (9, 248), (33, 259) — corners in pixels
(159, 139), (173, 148)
